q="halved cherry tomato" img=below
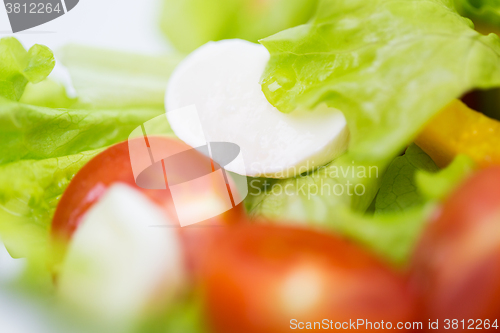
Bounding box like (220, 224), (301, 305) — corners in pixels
(51, 136), (245, 276)
(412, 166), (500, 321)
(201, 225), (416, 333)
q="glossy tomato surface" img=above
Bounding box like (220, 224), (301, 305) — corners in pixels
(412, 166), (500, 322)
(52, 136), (245, 275)
(201, 225), (416, 333)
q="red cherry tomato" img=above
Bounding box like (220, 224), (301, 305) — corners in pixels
(52, 136), (245, 276)
(201, 225), (416, 333)
(412, 166), (500, 322)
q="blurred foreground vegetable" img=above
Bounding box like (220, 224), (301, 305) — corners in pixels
(56, 184), (188, 329)
(52, 137), (245, 328)
(412, 166), (500, 321)
(160, 0), (318, 53)
(58, 44), (182, 109)
(201, 225), (416, 333)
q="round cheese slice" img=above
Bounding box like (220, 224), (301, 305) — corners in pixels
(165, 39), (349, 178)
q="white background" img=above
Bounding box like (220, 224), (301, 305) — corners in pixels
(0, 0), (172, 54)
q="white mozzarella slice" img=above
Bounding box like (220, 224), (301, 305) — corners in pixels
(57, 183), (185, 326)
(165, 39), (349, 178)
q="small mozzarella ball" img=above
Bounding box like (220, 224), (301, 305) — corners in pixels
(165, 39), (349, 178)
(57, 183), (186, 327)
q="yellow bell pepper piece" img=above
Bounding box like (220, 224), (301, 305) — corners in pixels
(416, 100), (500, 168)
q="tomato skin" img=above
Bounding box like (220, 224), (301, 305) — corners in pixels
(52, 137), (173, 241)
(201, 225), (416, 333)
(412, 166), (500, 322)
(177, 211), (245, 280)
(51, 137), (245, 276)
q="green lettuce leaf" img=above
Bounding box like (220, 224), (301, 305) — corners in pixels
(454, 0), (500, 28)
(0, 99), (173, 258)
(248, 153), (388, 223)
(0, 150), (101, 258)
(19, 79), (76, 109)
(248, 147), (476, 265)
(260, 0), (500, 163)
(332, 206), (433, 265)
(416, 154), (475, 201)
(160, 0), (319, 53)
(245, 151), (433, 265)
(137, 292), (208, 333)
(245, 153), (429, 265)
(0, 37), (55, 101)
(58, 45), (182, 109)
(0, 98), (164, 165)
(375, 144), (438, 214)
